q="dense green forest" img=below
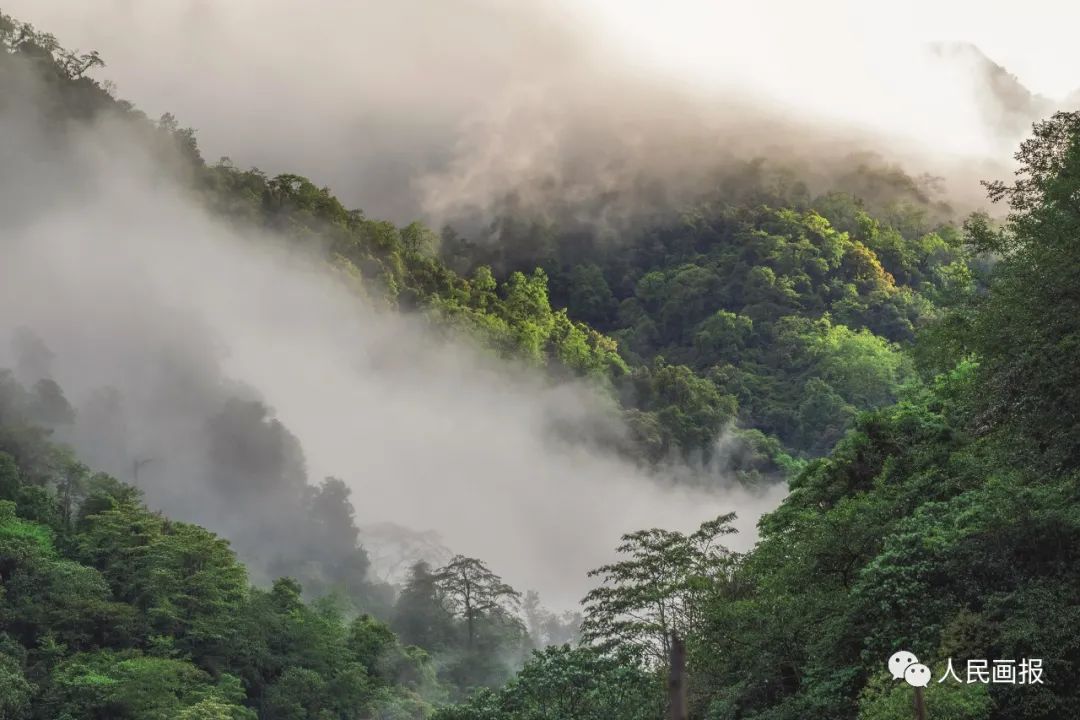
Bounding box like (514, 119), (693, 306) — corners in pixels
(2, 8), (969, 480)
(1, 13), (1078, 720)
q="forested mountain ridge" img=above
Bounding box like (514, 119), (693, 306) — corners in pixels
(443, 103), (1080, 719)
(449, 194), (967, 458)
(201, 117), (970, 473)
(0, 372), (447, 718)
(2, 12), (967, 478)
(213, 114), (971, 474)
(4, 12), (1080, 720)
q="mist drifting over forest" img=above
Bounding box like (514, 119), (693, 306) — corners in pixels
(1, 0), (1075, 607)
(3, 3), (1080, 718)
(6, 0), (1070, 226)
(0, 77), (783, 610)
(4, 0), (1078, 608)
(0, 15), (795, 612)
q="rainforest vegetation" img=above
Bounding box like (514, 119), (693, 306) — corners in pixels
(1, 14), (1078, 720)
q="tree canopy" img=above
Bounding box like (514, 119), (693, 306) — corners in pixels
(1, 13), (1078, 720)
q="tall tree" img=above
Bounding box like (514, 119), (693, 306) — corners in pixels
(963, 111), (1080, 471)
(581, 513), (738, 665)
(393, 560), (456, 651)
(433, 556), (521, 651)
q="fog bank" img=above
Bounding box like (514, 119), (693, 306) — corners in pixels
(4, 0), (1069, 231)
(0, 73), (781, 610)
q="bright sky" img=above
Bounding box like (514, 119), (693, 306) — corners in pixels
(556, 0), (1078, 158)
(6, 0), (1073, 165)
(571, 0), (1079, 98)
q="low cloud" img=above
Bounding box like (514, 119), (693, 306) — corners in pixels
(0, 59), (780, 609)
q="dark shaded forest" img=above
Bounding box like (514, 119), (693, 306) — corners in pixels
(0, 12), (1078, 720)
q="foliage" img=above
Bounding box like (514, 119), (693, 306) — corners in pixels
(858, 674), (992, 720)
(5, 6), (960, 472)
(451, 199), (956, 461)
(430, 556), (529, 694)
(4, 15), (1080, 720)
(433, 645), (664, 720)
(0, 375), (440, 719)
(580, 514), (737, 665)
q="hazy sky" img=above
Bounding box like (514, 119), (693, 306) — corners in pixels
(4, 0), (1073, 222)
(582, 0), (1080, 98)
(13, 1), (1075, 97)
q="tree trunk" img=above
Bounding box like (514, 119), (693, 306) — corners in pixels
(668, 632), (688, 720)
(913, 686), (927, 720)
